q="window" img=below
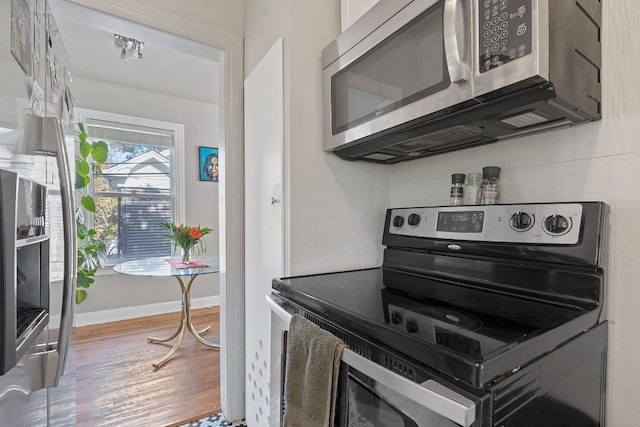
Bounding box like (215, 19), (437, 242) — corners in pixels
(79, 110), (184, 264)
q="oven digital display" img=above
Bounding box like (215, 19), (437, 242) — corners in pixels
(436, 211), (484, 233)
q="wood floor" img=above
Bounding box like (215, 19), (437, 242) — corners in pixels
(75, 307), (221, 427)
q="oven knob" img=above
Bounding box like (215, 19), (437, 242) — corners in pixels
(543, 214), (572, 235)
(392, 215), (405, 228)
(390, 311), (403, 325)
(509, 211), (534, 231)
(407, 213), (421, 227)
(405, 320), (419, 334)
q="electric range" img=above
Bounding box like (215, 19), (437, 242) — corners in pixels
(272, 202), (609, 426)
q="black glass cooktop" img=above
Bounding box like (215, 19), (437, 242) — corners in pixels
(273, 267), (600, 388)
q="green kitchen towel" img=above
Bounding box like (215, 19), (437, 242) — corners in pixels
(283, 314), (348, 427)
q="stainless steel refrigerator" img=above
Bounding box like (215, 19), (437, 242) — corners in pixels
(0, 0), (77, 425)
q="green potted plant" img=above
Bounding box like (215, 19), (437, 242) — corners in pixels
(75, 123), (108, 304)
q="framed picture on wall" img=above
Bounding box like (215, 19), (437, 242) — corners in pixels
(199, 146), (219, 182)
(10, 0), (32, 77)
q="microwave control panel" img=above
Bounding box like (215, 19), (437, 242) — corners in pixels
(479, 0), (532, 73)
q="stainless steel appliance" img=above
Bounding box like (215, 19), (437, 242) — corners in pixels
(0, 0), (77, 424)
(323, 0), (602, 163)
(1, 172), (50, 375)
(270, 202), (609, 426)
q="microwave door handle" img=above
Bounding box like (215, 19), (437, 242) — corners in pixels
(265, 295), (476, 426)
(443, 0), (468, 83)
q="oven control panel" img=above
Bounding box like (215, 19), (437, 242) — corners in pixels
(388, 203), (583, 244)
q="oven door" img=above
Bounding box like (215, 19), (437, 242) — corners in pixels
(267, 295), (476, 427)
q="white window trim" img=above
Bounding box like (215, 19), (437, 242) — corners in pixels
(74, 108), (186, 253)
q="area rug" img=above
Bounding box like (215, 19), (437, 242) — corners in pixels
(179, 413), (247, 427)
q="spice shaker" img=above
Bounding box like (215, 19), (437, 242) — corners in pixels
(450, 173), (465, 205)
(463, 172), (482, 205)
(480, 166), (501, 205)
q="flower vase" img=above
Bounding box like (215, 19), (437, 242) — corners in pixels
(181, 247), (192, 264)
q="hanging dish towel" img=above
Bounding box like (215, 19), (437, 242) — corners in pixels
(283, 314), (348, 427)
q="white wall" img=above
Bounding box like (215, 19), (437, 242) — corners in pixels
(341, 0), (378, 30)
(72, 75), (220, 317)
(387, 2), (640, 426)
(287, 1), (389, 275)
(244, 0), (389, 278)
(66, 0), (243, 39)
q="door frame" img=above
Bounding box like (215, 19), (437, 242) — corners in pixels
(59, 0), (246, 420)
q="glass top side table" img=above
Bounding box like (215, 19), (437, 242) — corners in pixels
(114, 256), (220, 368)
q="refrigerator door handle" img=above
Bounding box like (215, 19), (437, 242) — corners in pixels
(38, 117), (77, 388)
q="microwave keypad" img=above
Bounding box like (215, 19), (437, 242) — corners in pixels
(479, 0), (532, 73)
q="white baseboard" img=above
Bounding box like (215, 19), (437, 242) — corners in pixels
(66, 296), (221, 327)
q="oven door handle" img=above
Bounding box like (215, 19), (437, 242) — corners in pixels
(266, 295), (476, 427)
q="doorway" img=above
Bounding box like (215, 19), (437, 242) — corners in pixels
(50, 0), (245, 421)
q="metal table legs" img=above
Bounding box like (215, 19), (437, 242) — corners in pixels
(147, 274), (219, 368)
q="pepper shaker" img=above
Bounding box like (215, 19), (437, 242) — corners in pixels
(480, 166), (501, 205)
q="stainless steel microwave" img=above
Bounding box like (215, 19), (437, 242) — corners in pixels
(322, 0), (601, 164)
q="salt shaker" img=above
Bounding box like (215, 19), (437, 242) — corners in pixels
(480, 166), (501, 205)
(463, 172), (482, 205)
(450, 173), (465, 205)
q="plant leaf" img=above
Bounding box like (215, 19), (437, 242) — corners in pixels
(76, 159), (90, 177)
(90, 141), (109, 164)
(76, 271), (90, 288)
(81, 195), (96, 212)
(76, 289), (87, 304)
(75, 172), (90, 189)
(78, 132), (87, 145)
(74, 122), (110, 305)
(79, 141), (91, 159)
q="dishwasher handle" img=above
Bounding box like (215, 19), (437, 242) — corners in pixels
(265, 294), (476, 427)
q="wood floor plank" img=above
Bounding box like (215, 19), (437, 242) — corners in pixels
(75, 307), (221, 427)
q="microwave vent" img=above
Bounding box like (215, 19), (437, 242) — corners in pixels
(362, 153), (398, 162)
(392, 125), (485, 152)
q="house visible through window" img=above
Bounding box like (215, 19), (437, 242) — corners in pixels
(83, 114), (184, 264)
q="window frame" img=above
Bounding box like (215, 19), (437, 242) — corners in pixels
(74, 108), (186, 266)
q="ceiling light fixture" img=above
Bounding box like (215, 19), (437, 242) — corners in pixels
(114, 34), (144, 62)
